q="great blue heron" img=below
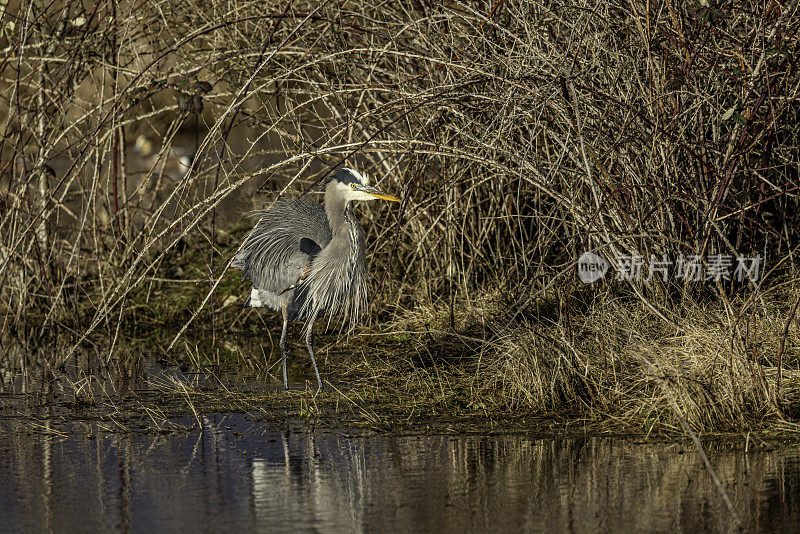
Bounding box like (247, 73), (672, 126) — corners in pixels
(234, 168), (400, 391)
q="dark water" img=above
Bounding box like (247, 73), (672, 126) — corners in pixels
(1, 414), (799, 533)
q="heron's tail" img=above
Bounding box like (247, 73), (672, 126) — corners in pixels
(245, 288), (267, 308)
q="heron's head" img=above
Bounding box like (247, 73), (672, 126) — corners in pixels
(328, 167), (400, 203)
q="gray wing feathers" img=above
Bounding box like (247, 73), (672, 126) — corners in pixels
(234, 200), (332, 294)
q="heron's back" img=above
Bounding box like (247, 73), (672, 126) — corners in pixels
(234, 200), (332, 311)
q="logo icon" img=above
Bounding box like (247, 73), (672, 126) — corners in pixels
(577, 252), (608, 284)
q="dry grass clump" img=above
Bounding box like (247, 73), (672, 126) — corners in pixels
(474, 285), (800, 432)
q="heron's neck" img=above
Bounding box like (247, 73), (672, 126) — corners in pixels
(324, 188), (357, 237)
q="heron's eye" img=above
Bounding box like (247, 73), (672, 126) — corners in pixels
(350, 183), (357, 188)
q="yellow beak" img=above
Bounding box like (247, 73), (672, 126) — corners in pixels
(357, 184), (401, 202)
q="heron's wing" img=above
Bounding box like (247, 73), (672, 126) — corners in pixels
(233, 200), (332, 294)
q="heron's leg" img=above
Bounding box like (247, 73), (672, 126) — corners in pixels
(280, 302), (289, 390)
(305, 315), (323, 392)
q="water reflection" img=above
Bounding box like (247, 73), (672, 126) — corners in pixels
(1, 414), (798, 532)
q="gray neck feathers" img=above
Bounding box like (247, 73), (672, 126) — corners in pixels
(300, 183), (367, 333)
(324, 183), (349, 234)
(324, 183), (362, 246)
